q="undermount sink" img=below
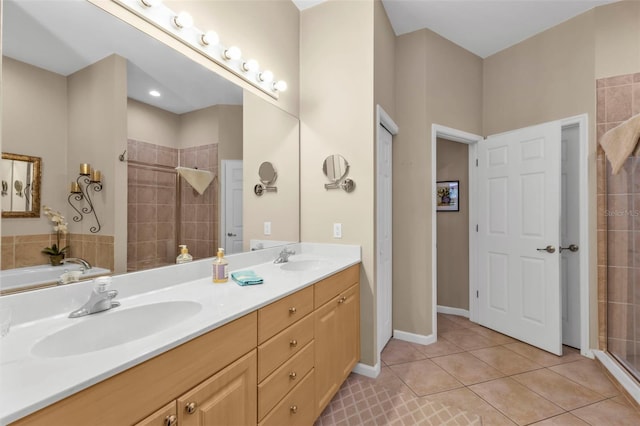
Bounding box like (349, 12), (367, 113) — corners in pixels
(280, 259), (323, 272)
(31, 301), (202, 358)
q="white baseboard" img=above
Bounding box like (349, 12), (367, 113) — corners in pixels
(393, 329), (436, 346)
(352, 361), (380, 378)
(593, 350), (640, 405)
(437, 305), (470, 318)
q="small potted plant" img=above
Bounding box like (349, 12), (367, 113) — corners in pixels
(42, 206), (69, 266)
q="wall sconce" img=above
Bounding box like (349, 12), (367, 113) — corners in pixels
(115, 0), (287, 99)
(68, 163), (103, 233)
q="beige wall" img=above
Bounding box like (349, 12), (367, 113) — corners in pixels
(594, 0), (640, 79)
(243, 91), (299, 250)
(300, 0), (376, 366)
(212, 105), (243, 160)
(127, 99), (181, 148)
(1, 57), (68, 236)
(394, 29), (483, 338)
(67, 54), (128, 271)
(436, 138), (469, 311)
(374, 0), (396, 118)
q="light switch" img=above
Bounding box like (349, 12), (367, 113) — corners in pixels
(264, 221), (271, 235)
(333, 223), (342, 239)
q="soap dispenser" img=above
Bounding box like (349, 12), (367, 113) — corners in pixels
(212, 248), (229, 283)
(176, 245), (193, 264)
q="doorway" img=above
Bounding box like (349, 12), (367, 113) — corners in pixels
(221, 160), (243, 254)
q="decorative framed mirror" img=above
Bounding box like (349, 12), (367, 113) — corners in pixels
(1, 152), (42, 218)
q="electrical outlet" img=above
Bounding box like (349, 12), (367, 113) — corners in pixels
(264, 221), (271, 235)
(333, 223), (342, 239)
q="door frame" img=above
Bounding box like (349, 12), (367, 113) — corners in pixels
(376, 105), (398, 358)
(431, 115), (591, 358)
(431, 125), (482, 337)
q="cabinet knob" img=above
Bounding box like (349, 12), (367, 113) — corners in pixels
(185, 402), (197, 414)
(164, 415), (177, 426)
(289, 307), (297, 314)
(289, 339), (298, 347)
(289, 371), (297, 380)
(290, 405), (298, 414)
(338, 296), (347, 304)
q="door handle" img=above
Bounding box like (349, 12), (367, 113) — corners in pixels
(227, 232), (237, 237)
(536, 245), (556, 253)
(560, 244), (579, 253)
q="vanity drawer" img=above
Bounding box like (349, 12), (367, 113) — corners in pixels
(258, 313), (313, 382)
(314, 264), (359, 308)
(258, 341), (314, 420)
(258, 286), (314, 344)
(258, 369), (315, 426)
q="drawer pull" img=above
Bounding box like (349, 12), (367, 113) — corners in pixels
(185, 402), (197, 414)
(289, 371), (297, 380)
(289, 306), (297, 314)
(290, 405), (298, 414)
(164, 415), (177, 426)
(338, 296), (347, 304)
(289, 339), (298, 347)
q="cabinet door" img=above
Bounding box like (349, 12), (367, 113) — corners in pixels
(135, 401), (177, 426)
(314, 294), (341, 417)
(338, 283), (360, 381)
(178, 350), (257, 426)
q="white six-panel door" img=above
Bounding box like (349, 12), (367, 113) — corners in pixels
(222, 160), (243, 254)
(377, 124), (393, 353)
(477, 121), (563, 355)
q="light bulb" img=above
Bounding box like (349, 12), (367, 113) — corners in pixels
(173, 11), (194, 29)
(139, 0), (162, 7)
(223, 46), (242, 61)
(258, 70), (273, 83)
(242, 59), (259, 73)
(200, 30), (219, 46)
(273, 80), (288, 92)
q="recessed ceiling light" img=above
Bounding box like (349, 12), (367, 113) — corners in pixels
(149, 90), (161, 97)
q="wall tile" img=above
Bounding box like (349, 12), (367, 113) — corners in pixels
(605, 85), (633, 123)
(607, 267), (633, 303)
(603, 75), (634, 87)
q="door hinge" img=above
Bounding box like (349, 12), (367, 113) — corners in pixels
(476, 290), (479, 298)
(476, 158), (478, 167)
(476, 224), (479, 232)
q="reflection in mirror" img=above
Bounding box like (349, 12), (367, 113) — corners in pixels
(1, 153), (41, 218)
(323, 154), (350, 183)
(1, 0), (299, 292)
(259, 162), (278, 185)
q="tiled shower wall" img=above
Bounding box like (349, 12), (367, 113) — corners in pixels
(127, 139), (217, 272)
(596, 72), (640, 379)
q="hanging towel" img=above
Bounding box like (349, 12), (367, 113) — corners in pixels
(231, 270), (264, 286)
(599, 113), (640, 175)
(176, 167), (215, 195)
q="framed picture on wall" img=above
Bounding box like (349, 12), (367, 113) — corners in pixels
(436, 180), (459, 212)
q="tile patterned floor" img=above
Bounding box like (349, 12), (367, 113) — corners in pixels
(316, 313), (640, 425)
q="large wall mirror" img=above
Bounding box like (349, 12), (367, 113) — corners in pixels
(1, 153), (42, 218)
(1, 0), (300, 293)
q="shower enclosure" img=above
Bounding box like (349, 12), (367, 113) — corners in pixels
(597, 72), (640, 382)
(126, 139), (218, 272)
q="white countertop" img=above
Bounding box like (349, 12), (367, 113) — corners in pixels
(0, 243), (360, 425)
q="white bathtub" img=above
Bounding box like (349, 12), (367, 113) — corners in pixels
(0, 264), (111, 293)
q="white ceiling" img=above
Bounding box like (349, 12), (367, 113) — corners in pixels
(293, 0), (618, 58)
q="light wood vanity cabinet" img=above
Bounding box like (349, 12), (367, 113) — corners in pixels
(11, 264), (360, 426)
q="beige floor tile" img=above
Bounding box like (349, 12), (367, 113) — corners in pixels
(431, 352), (504, 385)
(470, 346), (543, 375)
(381, 338), (427, 365)
(412, 339), (465, 358)
(440, 313), (475, 328)
(470, 326), (519, 345)
(423, 388), (516, 425)
(348, 367), (414, 396)
(502, 342), (583, 367)
(389, 359), (464, 396)
(439, 329), (499, 350)
(469, 377), (564, 425)
(571, 399), (640, 425)
(438, 315), (470, 332)
(512, 369), (605, 410)
(529, 413), (590, 425)
(549, 359), (620, 398)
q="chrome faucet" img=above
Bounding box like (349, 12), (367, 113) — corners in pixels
(274, 248), (296, 264)
(61, 257), (92, 273)
(69, 276), (119, 318)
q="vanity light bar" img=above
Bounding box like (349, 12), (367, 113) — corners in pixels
(114, 0), (287, 99)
